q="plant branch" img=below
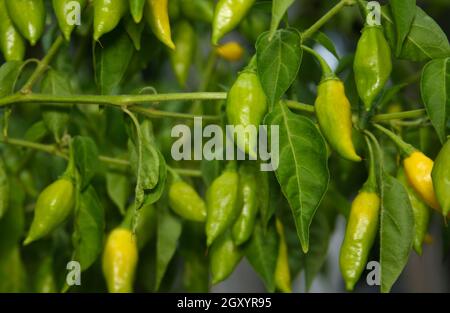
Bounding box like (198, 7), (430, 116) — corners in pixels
(371, 109), (426, 122)
(285, 100), (315, 113)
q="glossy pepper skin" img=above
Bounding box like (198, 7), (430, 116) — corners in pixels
(432, 140), (450, 216)
(354, 26), (392, 111)
(170, 20), (195, 87)
(397, 168), (430, 255)
(339, 191), (380, 291)
(169, 180), (207, 222)
(315, 78), (361, 162)
(403, 152), (440, 211)
(226, 70), (267, 158)
(215, 41), (244, 62)
(145, 0), (175, 49)
(275, 219), (291, 293)
(205, 167), (240, 246)
(93, 0), (127, 41)
(129, 0), (145, 23)
(232, 163), (258, 245)
(0, 0), (25, 61)
(52, 0), (87, 41)
(24, 178), (75, 245)
(5, 0), (46, 46)
(102, 228), (138, 293)
(210, 232), (242, 284)
(212, 0), (255, 45)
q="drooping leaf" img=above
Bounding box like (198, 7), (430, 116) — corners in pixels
(265, 102), (329, 252)
(256, 29), (302, 107)
(311, 32), (340, 59)
(125, 17), (144, 50)
(420, 57), (450, 143)
(269, 0), (295, 38)
(72, 136), (100, 190)
(389, 0), (416, 56)
(0, 61), (22, 97)
(106, 169), (131, 215)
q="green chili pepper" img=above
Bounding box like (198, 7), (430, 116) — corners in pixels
(397, 168), (430, 255)
(144, 0), (175, 49)
(339, 137), (379, 291)
(34, 256), (57, 293)
(180, 0), (214, 23)
(93, 0), (127, 41)
(129, 0), (145, 23)
(210, 231), (242, 284)
(212, 0), (256, 45)
(232, 162), (258, 245)
(206, 164), (240, 246)
(169, 179), (207, 223)
(0, 0), (25, 61)
(24, 178), (75, 245)
(275, 219), (291, 293)
(170, 20), (196, 87)
(5, 0), (46, 46)
(226, 67), (267, 158)
(354, 26), (392, 111)
(432, 139), (450, 217)
(52, 0), (87, 41)
(102, 227), (138, 293)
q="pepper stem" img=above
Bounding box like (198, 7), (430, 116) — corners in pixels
(362, 135), (377, 193)
(301, 45), (335, 81)
(373, 123), (416, 156)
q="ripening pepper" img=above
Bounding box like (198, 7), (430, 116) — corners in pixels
(129, 0), (145, 23)
(315, 78), (361, 162)
(212, 0), (256, 45)
(205, 165), (240, 246)
(102, 228), (138, 293)
(432, 140), (450, 216)
(52, 0), (87, 41)
(180, 0), (214, 23)
(354, 26), (392, 111)
(0, 0), (25, 61)
(5, 0), (45, 46)
(93, 0), (127, 41)
(169, 179), (207, 222)
(232, 163), (258, 245)
(215, 41), (244, 62)
(145, 0), (175, 49)
(226, 68), (267, 158)
(275, 219), (291, 293)
(397, 168), (430, 255)
(24, 178), (75, 245)
(210, 231), (242, 284)
(34, 256), (57, 293)
(170, 20), (195, 87)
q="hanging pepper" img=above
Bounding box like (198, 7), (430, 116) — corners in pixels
(24, 177), (75, 245)
(123, 202), (157, 250)
(129, 0), (145, 23)
(354, 25), (392, 111)
(397, 168), (430, 255)
(0, 0), (25, 61)
(210, 231), (242, 284)
(34, 256), (57, 293)
(340, 137), (379, 291)
(52, 0), (87, 41)
(93, 0), (127, 41)
(145, 0), (175, 49)
(180, 0), (214, 23)
(5, 0), (46, 46)
(170, 20), (195, 87)
(275, 219), (291, 293)
(226, 62), (267, 158)
(211, 0), (256, 45)
(168, 178), (207, 223)
(232, 162), (258, 245)
(432, 139), (450, 217)
(205, 163), (240, 246)
(102, 228), (138, 293)
(374, 124), (440, 211)
(215, 41), (244, 62)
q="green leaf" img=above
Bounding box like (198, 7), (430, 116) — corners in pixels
(380, 174), (414, 293)
(383, 6), (450, 62)
(256, 29), (302, 107)
(0, 158), (9, 219)
(125, 17), (144, 50)
(0, 61), (22, 97)
(106, 169), (131, 215)
(269, 0), (295, 38)
(73, 186), (105, 271)
(265, 102), (329, 253)
(40, 69), (72, 142)
(244, 221), (279, 292)
(155, 208), (182, 290)
(420, 57), (450, 143)
(389, 0), (416, 56)
(94, 28), (134, 94)
(24, 121), (48, 143)
(72, 136), (100, 190)
(311, 32), (340, 60)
